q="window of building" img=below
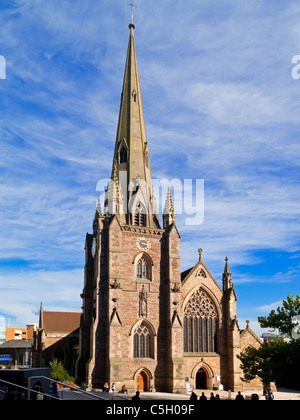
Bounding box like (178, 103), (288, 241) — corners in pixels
(53, 346), (65, 364)
(136, 258), (150, 280)
(183, 288), (218, 353)
(133, 323), (151, 358)
(120, 147), (128, 164)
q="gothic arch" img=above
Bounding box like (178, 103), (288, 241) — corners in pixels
(133, 367), (153, 392)
(129, 319), (157, 360)
(132, 252), (153, 281)
(183, 286), (219, 353)
(132, 252), (154, 267)
(129, 318), (157, 337)
(132, 366), (153, 381)
(183, 283), (221, 320)
(191, 362), (214, 390)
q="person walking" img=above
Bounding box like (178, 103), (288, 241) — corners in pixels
(199, 392), (207, 401)
(235, 391), (244, 400)
(210, 392), (216, 400)
(132, 391), (141, 401)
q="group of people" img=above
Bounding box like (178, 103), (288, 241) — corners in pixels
(190, 391), (221, 400)
(102, 382), (128, 394)
(190, 390), (274, 401)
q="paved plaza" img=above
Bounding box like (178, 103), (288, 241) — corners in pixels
(58, 387), (300, 401)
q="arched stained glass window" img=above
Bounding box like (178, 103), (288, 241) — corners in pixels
(133, 323), (151, 358)
(183, 288), (218, 353)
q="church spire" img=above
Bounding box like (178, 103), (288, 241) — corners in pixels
(222, 257), (233, 292)
(108, 19), (160, 229)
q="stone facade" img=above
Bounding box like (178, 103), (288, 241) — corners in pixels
(76, 19), (262, 393)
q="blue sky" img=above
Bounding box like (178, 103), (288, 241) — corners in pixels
(0, 0), (300, 336)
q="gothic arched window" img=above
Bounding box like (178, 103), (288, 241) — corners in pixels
(136, 257), (150, 280)
(183, 288), (218, 353)
(133, 323), (151, 358)
(53, 346), (65, 364)
(120, 146), (128, 164)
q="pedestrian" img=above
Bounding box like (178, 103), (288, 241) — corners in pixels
(210, 392), (216, 400)
(190, 391), (198, 400)
(121, 385), (128, 394)
(132, 391), (140, 401)
(102, 382), (109, 392)
(111, 383), (116, 393)
(199, 392), (207, 400)
(235, 391), (244, 401)
(215, 394), (221, 400)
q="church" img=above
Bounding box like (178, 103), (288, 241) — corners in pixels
(76, 18), (262, 393)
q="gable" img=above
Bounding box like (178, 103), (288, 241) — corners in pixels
(240, 327), (262, 351)
(181, 260), (223, 313)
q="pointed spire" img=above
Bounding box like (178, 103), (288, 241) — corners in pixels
(96, 196), (102, 216)
(222, 256), (233, 292)
(224, 256), (230, 274)
(39, 301), (44, 330)
(163, 187), (176, 228)
(129, 13), (135, 30)
(109, 19), (160, 228)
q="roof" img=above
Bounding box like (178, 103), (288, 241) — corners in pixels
(0, 339), (33, 349)
(42, 311), (81, 333)
(181, 267), (193, 282)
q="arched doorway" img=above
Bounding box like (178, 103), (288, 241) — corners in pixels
(136, 370), (150, 392)
(196, 368), (207, 389)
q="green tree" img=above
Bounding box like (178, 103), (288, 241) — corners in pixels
(258, 293), (300, 338)
(238, 294), (300, 389)
(49, 359), (75, 383)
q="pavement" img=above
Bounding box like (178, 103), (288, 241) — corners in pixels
(59, 387), (300, 401)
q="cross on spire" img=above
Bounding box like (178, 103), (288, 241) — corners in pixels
(127, 1), (137, 22)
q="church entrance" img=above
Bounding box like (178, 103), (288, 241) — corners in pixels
(196, 368), (207, 389)
(136, 370), (150, 392)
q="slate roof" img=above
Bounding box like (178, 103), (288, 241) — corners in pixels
(42, 311), (81, 333)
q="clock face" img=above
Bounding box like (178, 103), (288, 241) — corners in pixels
(91, 238), (97, 258)
(137, 237), (151, 251)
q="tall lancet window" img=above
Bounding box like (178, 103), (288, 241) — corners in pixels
(136, 257), (150, 280)
(183, 288), (218, 353)
(120, 146), (128, 164)
(133, 323), (151, 358)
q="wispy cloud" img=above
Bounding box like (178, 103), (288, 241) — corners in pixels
(0, 0), (300, 326)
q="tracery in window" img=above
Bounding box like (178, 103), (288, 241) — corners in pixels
(184, 288), (218, 353)
(133, 323), (151, 358)
(137, 257), (150, 280)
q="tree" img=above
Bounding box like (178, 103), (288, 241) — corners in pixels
(49, 359), (75, 383)
(238, 339), (292, 385)
(258, 293), (300, 338)
(238, 294), (300, 389)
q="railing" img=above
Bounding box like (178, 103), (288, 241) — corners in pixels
(112, 394), (130, 400)
(0, 378), (60, 401)
(27, 376), (109, 400)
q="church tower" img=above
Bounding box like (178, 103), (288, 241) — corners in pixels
(77, 18), (186, 393)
